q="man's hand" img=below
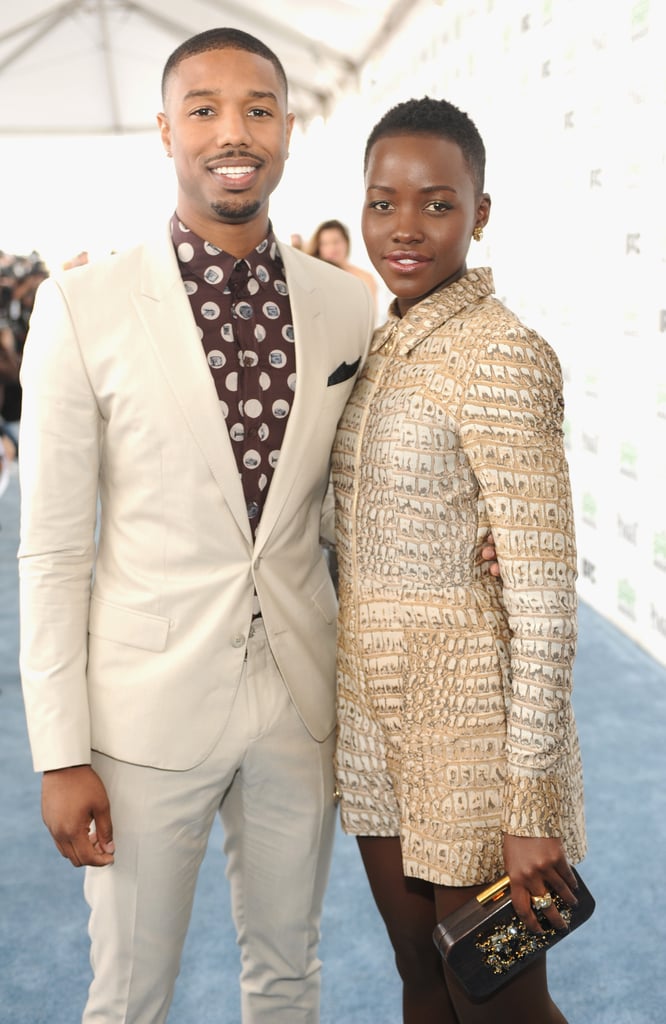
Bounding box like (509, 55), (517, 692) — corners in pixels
(42, 765), (115, 867)
(480, 532), (500, 577)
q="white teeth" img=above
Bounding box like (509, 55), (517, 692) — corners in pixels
(397, 259), (418, 265)
(212, 166), (255, 176)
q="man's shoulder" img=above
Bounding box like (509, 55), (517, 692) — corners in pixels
(280, 243), (372, 306)
(50, 228), (175, 298)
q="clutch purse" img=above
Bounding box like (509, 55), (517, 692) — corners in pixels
(432, 866), (595, 1002)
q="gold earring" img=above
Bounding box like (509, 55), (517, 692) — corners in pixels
(472, 225), (483, 242)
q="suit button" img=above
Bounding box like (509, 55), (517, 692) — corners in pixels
(231, 634), (245, 648)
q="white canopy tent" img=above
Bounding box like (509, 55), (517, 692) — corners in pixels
(0, 0), (413, 134)
(0, 0), (418, 266)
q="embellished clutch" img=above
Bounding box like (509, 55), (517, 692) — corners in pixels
(432, 867), (595, 1002)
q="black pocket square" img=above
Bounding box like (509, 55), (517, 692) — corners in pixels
(327, 357), (361, 386)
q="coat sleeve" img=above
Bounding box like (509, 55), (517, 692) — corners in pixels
(18, 276), (101, 771)
(459, 322), (579, 838)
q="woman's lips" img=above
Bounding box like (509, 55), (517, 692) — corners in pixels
(383, 251), (431, 273)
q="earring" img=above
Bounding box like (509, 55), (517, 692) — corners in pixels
(472, 225), (483, 242)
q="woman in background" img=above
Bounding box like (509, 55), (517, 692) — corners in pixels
(309, 218), (378, 312)
(332, 96), (586, 1024)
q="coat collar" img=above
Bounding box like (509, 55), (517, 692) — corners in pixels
(371, 267), (495, 357)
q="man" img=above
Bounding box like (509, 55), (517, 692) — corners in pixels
(18, 28), (374, 1024)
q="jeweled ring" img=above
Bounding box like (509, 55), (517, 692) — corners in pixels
(530, 892), (553, 911)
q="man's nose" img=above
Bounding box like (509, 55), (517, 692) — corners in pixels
(215, 108), (252, 149)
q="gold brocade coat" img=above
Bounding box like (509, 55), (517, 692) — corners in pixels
(332, 268), (587, 886)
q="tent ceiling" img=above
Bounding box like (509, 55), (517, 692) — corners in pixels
(0, 0), (413, 134)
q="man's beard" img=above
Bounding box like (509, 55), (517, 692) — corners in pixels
(210, 198), (262, 223)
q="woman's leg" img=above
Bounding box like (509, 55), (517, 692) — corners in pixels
(357, 836), (458, 1024)
(433, 886), (568, 1024)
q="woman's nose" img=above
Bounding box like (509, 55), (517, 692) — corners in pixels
(391, 218), (424, 243)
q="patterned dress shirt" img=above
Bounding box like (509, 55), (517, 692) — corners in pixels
(171, 214), (296, 539)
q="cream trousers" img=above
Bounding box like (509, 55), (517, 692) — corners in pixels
(82, 619), (337, 1023)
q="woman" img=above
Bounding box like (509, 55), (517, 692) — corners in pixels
(308, 218), (378, 310)
(332, 97), (586, 1024)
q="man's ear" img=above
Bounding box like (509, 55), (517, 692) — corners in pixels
(285, 111), (296, 156)
(157, 112), (172, 157)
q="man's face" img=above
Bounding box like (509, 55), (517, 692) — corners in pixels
(158, 47), (294, 245)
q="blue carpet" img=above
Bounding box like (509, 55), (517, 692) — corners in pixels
(1, 467), (664, 1022)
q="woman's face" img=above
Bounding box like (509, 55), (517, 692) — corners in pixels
(362, 133), (490, 315)
(317, 228), (349, 266)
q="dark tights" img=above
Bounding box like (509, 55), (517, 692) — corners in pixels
(357, 836), (568, 1024)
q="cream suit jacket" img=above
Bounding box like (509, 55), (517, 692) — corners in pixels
(18, 228), (374, 772)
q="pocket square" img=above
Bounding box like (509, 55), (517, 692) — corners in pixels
(327, 357), (361, 386)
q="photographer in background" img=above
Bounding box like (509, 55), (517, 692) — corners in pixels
(0, 250), (49, 455)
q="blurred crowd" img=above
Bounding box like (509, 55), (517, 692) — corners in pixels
(0, 249), (49, 469)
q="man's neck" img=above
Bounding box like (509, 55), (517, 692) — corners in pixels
(175, 209), (271, 259)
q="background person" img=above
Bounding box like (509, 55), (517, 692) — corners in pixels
(308, 218), (378, 313)
(332, 96), (586, 1024)
(0, 250), (48, 453)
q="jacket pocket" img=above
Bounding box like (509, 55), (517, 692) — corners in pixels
(88, 596), (170, 652)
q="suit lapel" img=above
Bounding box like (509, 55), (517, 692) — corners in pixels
(253, 245), (329, 552)
(133, 231), (253, 545)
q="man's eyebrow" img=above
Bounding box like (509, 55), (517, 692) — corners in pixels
(181, 88), (279, 102)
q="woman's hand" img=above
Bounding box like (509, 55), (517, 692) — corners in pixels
(503, 834), (579, 933)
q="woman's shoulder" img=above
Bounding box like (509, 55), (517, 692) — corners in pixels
(469, 294), (561, 372)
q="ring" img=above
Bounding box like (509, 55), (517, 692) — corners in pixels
(530, 892), (553, 911)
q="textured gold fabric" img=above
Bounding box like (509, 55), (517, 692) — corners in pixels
(332, 268), (587, 886)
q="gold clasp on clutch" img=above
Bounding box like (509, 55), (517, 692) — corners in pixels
(476, 875), (511, 905)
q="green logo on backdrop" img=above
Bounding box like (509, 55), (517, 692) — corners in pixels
(617, 578), (637, 620)
(631, 0), (649, 39)
(619, 442), (638, 478)
(582, 493), (597, 527)
(654, 532), (666, 571)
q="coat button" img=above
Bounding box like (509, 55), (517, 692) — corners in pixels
(231, 634), (245, 648)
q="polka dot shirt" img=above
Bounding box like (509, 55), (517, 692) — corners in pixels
(171, 215), (296, 539)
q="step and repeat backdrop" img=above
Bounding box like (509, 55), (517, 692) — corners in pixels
(297, 0), (665, 664)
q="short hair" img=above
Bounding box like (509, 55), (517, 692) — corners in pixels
(309, 219), (350, 258)
(161, 27), (288, 104)
(364, 96), (486, 194)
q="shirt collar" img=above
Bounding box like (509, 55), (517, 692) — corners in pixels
(371, 267), (495, 355)
(170, 213), (284, 292)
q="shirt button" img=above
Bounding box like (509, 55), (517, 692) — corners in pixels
(247, 500), (260, 519)
(231, 634), (245, 648)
